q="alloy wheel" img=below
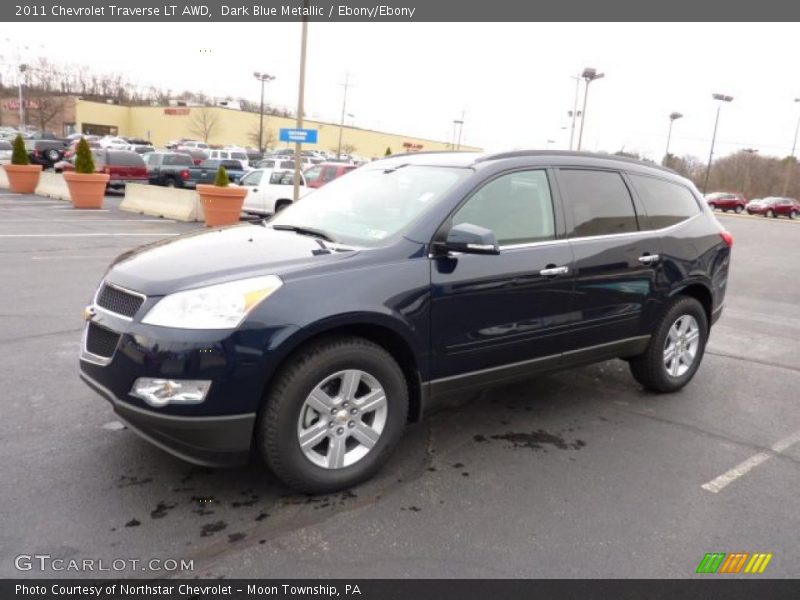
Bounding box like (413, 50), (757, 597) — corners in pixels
(663, 314), (700, 378)
(296, 369), (388, 469)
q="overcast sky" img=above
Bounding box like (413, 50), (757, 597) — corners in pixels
(2, 22), (798, 160)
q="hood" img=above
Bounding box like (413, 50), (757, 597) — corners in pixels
(105, 224), (358, 296)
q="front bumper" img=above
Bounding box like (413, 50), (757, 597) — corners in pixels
(81, 371), (255, 467)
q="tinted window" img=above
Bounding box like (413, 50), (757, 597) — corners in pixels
(163, 154), (193, 166)
(304, 166), (323, 183)
(108, 151), (145, 167)
(260, 160), (275, 168)
(628, 174), (700, 229)
(452, 170), (555, 246)
(321, 167), (339, 182)
(232, 152), (247, 161)
(221, 160), (242, 170)
(239, 170), (263, 186)
(559, 170), (638, 237)
(280, 160), (296, 170)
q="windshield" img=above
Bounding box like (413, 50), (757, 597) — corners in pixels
(270, 165), (470, 246)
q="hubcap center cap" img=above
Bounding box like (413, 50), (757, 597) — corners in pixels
(335, 409), (349, 424)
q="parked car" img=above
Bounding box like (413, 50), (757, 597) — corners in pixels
(179, 148), (209, 166)
(256, 157), (297, 171)
(97, 136), (130, 149)
(64, 140), (103, 160)
(747, 196), (800, 219)
(207, 148), (252, 167)
(57, 149), (148, 190)
(0, 139), (12, 164)
(239, 169), (311, 215)
(25, 139), (68, 168)
(184, 158), (249, 188)
(705, 192), (747, 213)
(142, 152), (195, 187)
(303, 162), (357, 189)
(79, 151), (732, 492)
(176, 141), (210, 153)
(745, 198), (770, 215)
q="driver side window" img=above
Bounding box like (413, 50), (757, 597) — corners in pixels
(452, 170), (555, 246)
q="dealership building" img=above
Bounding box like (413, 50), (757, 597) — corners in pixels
(0, 96), (480, 158)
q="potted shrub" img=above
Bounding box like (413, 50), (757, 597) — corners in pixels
(3, 134), (42, 194)
(63, 137), (109, 209)
(196, 166), (247, 227)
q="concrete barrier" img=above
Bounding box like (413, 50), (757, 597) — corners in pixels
(35, 171), (72, 201)
(0, 167), (8, 189)
(120, 183), (205, 222)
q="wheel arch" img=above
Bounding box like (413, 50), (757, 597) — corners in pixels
(671, 281), (713, 327)
(264, 314), (425, 423)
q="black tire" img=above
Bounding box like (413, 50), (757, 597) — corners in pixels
(45, 148), (61, 163)
(165, 178), (176, 188)
(734, 205), (743, 214)
(258, 336), (409, 493)
(274, 199), (292, 213)
(628, 296), (708, 393)
(708, 203), (716, 211)
(766, 209), (774, 218)
(790, 210), (797, 220)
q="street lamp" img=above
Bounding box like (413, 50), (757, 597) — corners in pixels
(782, 98), (800, 196)
(253, 72), (275, 153)
(576, 67), (604, 151)
(702, 93), (734, 193)
(453, 118), (464, 150)
(664, 112), (683, 166)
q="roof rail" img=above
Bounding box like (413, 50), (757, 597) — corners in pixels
(475, 150), (677, 174)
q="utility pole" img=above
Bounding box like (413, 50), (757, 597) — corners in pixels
(703, 93), (733, 194)
(18, 63), (26, 128)
(782, 98), (800, 196)
(664, 112), (683, 166)
(336, 72), (351, 159)
(293, 2), (309, 202)
(254, 72), (275, 153)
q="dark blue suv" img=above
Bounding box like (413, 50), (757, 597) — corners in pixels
(79, 151), (732, 492)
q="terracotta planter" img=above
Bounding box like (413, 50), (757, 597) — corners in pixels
(3, 164), (42, 194)
(196, 184), (247, 227)
(64, 172), (110, 209)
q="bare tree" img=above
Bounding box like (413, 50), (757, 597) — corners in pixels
(247, 126), (275, 152)
(189, 107), (219, 142)
(28, 94), (68, 133)
(341, 143), (357, 155)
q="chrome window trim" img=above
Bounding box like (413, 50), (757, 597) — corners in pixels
(93, 281), (147, 322)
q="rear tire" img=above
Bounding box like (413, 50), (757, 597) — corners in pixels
(766, 209), (774, 218)
(790, 210), (797, 220)
(165, 178), (176, 188)
(734, 205), (743, 213)
(629, 296), (708, 393)
(708, 203), (717, 211)
(258, 336), (408, 493)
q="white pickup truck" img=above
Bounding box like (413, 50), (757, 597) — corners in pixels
(240, 169), (312, 216)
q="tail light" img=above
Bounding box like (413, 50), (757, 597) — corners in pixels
(720, 231), (733, 248)
(181, 170), (190, 180)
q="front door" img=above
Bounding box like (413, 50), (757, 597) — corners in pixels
(430, 169), (576, 386)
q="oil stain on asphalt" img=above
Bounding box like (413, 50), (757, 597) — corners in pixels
(489, 430), (586, 451)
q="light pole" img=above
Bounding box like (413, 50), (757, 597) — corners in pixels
(336, 72), (351, 159)
(702, 93), (734, 194)
(664, 112), (683, 166)
(569, 73), (581, 150)
(293, 1), (309, 202)
(453, 118), (464, 150)
(576, 67), (604, 151)
(253, 72), (275, 153)
(782, 98), (800, 196)
(741, 147), (757, 197)
(17, 63), (28, 128)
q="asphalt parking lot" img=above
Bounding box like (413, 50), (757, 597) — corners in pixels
(0, 193), (798, 579)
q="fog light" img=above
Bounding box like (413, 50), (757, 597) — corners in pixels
(130, 378), (211, 407)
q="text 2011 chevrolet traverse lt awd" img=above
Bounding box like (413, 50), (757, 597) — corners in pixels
(79, 151), (732, 492)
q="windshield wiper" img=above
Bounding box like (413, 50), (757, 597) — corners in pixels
(271, 223), (338, 243)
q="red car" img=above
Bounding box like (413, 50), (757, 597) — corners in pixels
(56, 150), (148, 190)
(63, 140), (102, 160)
(303, 162), (357, 189)
(746, 196), (799, 219)
(705, 192), (747, 213)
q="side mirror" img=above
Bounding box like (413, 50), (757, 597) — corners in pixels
(441, 223), (500, 255)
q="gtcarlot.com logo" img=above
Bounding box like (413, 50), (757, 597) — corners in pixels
(696, 552), (773, 574)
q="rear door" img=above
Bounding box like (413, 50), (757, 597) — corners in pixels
(556, 168), (661, 352)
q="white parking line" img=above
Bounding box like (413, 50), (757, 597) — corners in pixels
(32, 255), (119, 260)
(701, 429), (800, 493)
(0, 233), (181, 238)
(2, 219), (177, 223)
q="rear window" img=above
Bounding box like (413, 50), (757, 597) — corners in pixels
(164, 154), (193, 166)
(559, 169), (638, 238)
(231, 152), (247, 161)
(221, 160), (242, 170)
(108, 151), (146, 167)
(200, 160), (221, 168)
(628, 174), (701, 229)
(279, 160), (296, 170)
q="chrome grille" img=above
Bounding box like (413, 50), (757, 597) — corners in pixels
(85, 323), (121, 358)
(97, 284), (144, 318)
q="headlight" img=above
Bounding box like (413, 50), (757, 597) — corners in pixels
(141, 275), (283, 329)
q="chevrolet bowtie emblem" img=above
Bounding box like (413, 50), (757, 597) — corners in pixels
(83, 305), (96, 321)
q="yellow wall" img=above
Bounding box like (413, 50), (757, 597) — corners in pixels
(75, 100), (480, 158)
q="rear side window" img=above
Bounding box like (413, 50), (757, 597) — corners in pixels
(108, 151), (146, 167)
(452, 170), (555, 246)
(628, 174), (701, 229)
(559, 169), (638, 238)
(164, 154), (193, 166)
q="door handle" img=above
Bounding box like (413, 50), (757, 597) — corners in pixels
(638, 254), (660, 264)
(539, 265), (569, 277)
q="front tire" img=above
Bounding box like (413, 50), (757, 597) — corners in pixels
(766, 209), (774, 218)
(258, 336), (409, 493)
(708, 203), (716, 211)
(734, 205), (743, 213)
(790, 210), (797, 220)
(629, 296), (708, 393)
